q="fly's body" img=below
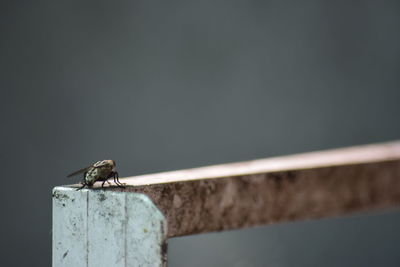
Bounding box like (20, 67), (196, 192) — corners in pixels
(84, 160), (115, 186)
(67, 160), (125, 190)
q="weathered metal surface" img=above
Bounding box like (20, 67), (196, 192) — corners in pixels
(121, 141), (400, 186)
(123, 160), (400, 237)
(52, 188), (167, 267)
(87, 190), (126, 266)
(103, 141), (400, 237)
(53, 188), (88, 266)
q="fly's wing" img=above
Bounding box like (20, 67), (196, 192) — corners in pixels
(67, 166), (90, 178)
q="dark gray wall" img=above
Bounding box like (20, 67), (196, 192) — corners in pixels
(1, 1), (400, 266)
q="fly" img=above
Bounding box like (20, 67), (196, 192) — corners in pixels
(67, 160), (125, 190)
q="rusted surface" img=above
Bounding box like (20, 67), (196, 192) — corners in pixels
(121, 141), (400, 186)
(113, 160), (400, 238)
(69, 141), (400, 238)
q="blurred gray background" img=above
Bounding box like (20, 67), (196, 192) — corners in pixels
(1, 0), (400, 266)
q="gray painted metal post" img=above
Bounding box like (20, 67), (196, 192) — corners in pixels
(52, 187), (167, 267)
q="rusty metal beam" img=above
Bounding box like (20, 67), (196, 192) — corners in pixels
(113, 141), (400, 237)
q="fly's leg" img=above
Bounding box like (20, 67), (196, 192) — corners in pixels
(113, 172), (125, 188)
(105, 172), (124, 188)
(77, 172), (89, 190)
(111, 172), (118, 185)
(113, 172), (119, 185)
(115, 171), (124, 186)
(113, 174), (120, 186)
(100, 179), (112, 188)
(76, 183), (87, 191)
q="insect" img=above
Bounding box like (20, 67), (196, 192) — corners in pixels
(67, 160), (125, 190)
